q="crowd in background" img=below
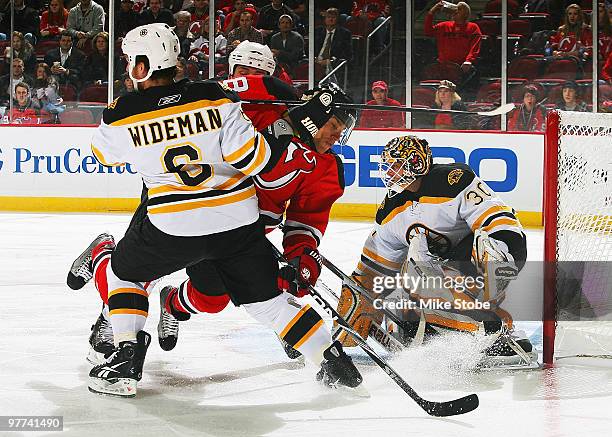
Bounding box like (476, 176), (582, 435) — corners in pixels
(0, 0), (611, 129)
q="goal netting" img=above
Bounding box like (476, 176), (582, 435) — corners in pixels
(543, 110), (612, 364)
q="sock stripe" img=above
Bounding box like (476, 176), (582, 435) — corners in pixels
(92, 250), (113, 270)
(279, 304), (311, 338)
(293, 319), (325, 349)
(281, 306), (324, 347)
(108, 287), (148, 298)
(109, 308), (148, 317)
(178, 282), (197, 314)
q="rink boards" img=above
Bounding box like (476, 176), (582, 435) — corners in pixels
(0, 126), (543, 226)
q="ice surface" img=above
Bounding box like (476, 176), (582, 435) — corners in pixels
(1, 213), (612, 437)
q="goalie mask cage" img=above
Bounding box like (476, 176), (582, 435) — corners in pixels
(543, 110), (612, 365)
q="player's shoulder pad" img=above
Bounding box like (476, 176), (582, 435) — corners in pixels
(102, 80), (240, 125)
(262, 75), (298, 100)
(418, 163), (476, 199)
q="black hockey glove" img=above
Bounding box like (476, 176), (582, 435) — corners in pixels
(287, 88), (335, 143)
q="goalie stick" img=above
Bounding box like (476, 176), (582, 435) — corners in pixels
(242, 99), (515, 117)
(271, 244), (479, 417)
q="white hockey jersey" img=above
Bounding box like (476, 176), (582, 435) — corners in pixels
(357, 163), (525, 279)
(91, 80), (272, 236)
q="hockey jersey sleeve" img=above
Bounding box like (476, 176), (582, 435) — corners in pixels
(354, 221), (407, 281)
(91, 119), (126, 167)
(458, 175), (526, 263)
(220, 103), (273, 176)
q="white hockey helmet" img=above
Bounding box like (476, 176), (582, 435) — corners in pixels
(229, 41), (276, 76)
(122, 23), (180, 85)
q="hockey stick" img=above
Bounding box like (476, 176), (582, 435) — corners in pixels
(272, 245), (479, 416)
(315, 277), (404, 353)
(242, 99), (515, 117)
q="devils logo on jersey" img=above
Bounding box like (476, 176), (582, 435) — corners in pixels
(255, 142), (317, 189)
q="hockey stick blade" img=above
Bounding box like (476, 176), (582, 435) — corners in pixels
(270, 244), (479, 416)
(242, 99), (513, 117)
(476, 103), (515, 116)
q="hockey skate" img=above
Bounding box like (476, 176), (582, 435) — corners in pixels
(157, 286), (190, 351)
(88, 330), (151, 397)
(478, 329), (540, 370)
(67, 233), (114, 290)
(87, 308), (115, 365)
(316, 341), (363, 389)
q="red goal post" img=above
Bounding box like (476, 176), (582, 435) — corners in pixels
(543, 110), (612, 365)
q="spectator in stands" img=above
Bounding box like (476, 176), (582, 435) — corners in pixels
(549, 4), (592, 60)
(598, 3), (612, 61)
(226, 11), (263, 53)
(314, 8), (353, 76)
(4, 31), (37, 74)
(269, 14), (304, 73)
(348, 1), (391, 51)
(82, 31), (125, 84)
(162, 0), (184, 14)
(174, 56), (189, 81)
(223, 0), (258, 34)
(115, 72), (135, 97)
(507, 85), (547, 132)
(116, 0), (141, 39)
(315, 1), (353, 25)
(6, 82), (43, 123)
(187, 0), (210, 24)
(66, 0), (106, 49)
(358, 80), (404, 128)
(174, 11), (197, 58)
(44, 30), (86, 88)
(0, 0), (40, 45)
(285, 0), (306, 28)
(189, 18), (227, 71)
(140, 0), (175, 26)
(258, 0), (297, 42)
(424, 2), (481, 83)
(555, 80), (588, 111)
(31, 62), (64, 115)
(40, 0), (70, 41)
(430, 80), (468, 129)
(0, 58), (33, 106)
(602, 49), (612, 81)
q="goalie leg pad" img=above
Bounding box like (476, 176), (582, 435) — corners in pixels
(336, 278), (383, 348)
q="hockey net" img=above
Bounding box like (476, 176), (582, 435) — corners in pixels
(543, 110), (612, 364)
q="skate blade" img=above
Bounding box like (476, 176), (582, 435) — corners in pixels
(88, 377), (137, 398)
(477, 352), (541, 371)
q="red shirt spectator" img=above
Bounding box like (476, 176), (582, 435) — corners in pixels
(602, 51), (612, 81)
(424, 1), (482, 70)
(359, 80), (404, 128)
(40, 0), (69, 39)
(549, 4), (592, 58)
(351, 1), (390, 21)
(223, 0), (259, 33)
(507, 85), (546, 132)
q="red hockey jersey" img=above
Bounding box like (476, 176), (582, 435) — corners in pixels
(224, 74), (345, 258)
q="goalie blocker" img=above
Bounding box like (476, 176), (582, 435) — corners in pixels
(336, 135), (534, 367)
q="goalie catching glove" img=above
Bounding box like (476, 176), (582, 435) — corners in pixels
(277, 248), (322, 297)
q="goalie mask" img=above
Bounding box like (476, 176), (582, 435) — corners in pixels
(379, 136), (432, 197)
(122, 23), (180, 88)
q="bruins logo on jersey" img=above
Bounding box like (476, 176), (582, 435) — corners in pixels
(448, 169), (464, 185)
(406, 223), (451, 256)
